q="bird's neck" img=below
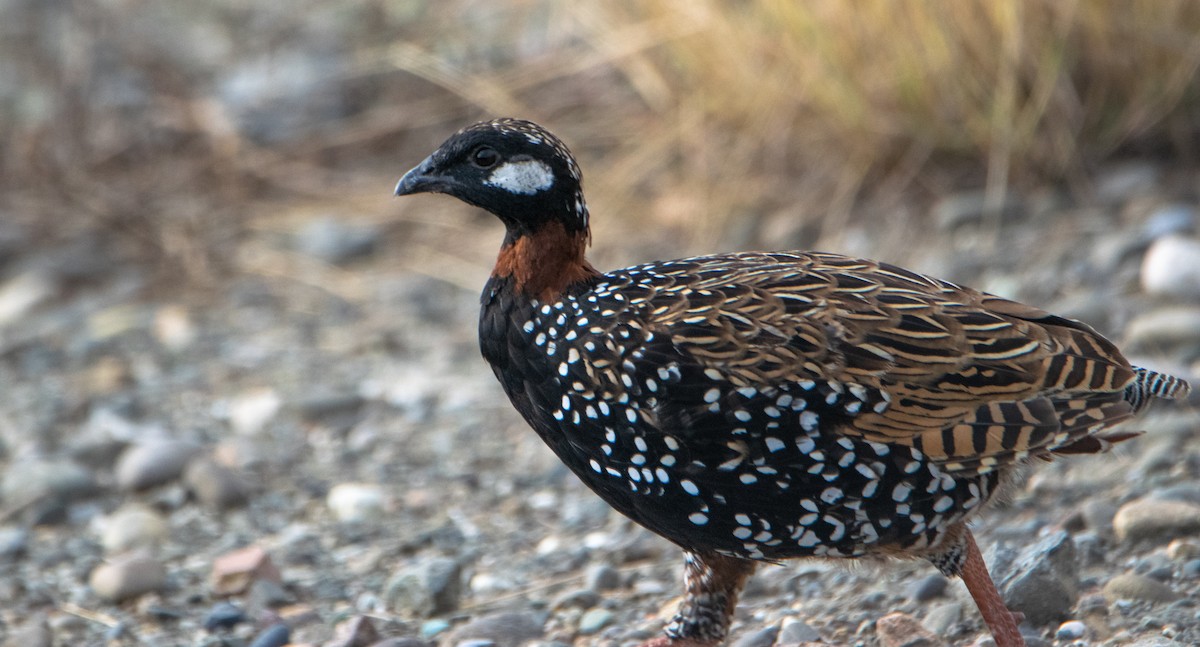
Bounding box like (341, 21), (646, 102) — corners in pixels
(493, 220), (600, 302)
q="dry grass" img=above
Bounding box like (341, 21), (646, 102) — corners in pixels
(3, 0), (1200, 278)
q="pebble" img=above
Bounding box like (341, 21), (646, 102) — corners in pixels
(779, 617), (821, 643)
(932, 190), (1021, 229)
(4, 615), (52, 647)
(1141, 235), (1200, 299)
(577, 608), (613, 635)
(1079, 499), (1119, 536)
(421, 619), (452, 640)
(0, 270), (55, 326)
(385, 557), (463, 617)
(446, 611), (545, 647)
(247, 623), (290, 647)
(907, 573), (949, 602)
(295, 216), (381, 265)
(552, 588), (600, 610)
(0, 526), (29, 561)
(997, 531), (1078, 625)
(1123, 307), (1200, 353)
(1, 458), (97, 505)
(248, 578), (294, 608)
(89, 552), (167, 601)
(1102, 573), (1181, 603)
(875, 611), (944, 647)
(327, 615), (379, 647)
(1142, 203), (1198, 239)
(1113, 498), (1200, 543)
(730, 624), (778, 647)
(98, 504), (168, 554)
(226, 387), (283, 435)
(922, 602), (962, 636)
(1055, 620), (1087, 640)
(183, 457), (250, 510)
(1095, 162), (1160, 203)
(152, 304), (196, 351)
(114, 439), (202, 491)
(1148, 479), (1200, 505)
(327, 482), (387, 523)
(1181, 559), (1200, 579)
(202, 601), (247, 631)
(585, 563), (621, 591)
(211, 545), (282, 596)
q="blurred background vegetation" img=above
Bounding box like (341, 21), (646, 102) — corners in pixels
(2, 0), (1199, 286)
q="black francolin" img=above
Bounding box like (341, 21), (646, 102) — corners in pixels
(394, 119), (1191, 647)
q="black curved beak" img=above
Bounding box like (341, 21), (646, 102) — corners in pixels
(394, 155), (445, 196)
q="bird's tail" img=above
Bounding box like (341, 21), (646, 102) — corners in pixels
(1125, 366), (1192, 414)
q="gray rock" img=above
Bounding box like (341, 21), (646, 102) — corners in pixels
(4, 615), (52, 647)
(730, 624), (778, 647)
(1141, 235), (1200, 299)
(907, 574), (949, 602)
(295, 216), (380, 265)
(89, 553), (167, 601)
(446, 611), (544, 647)
(183, 457), (250, 510)
(779, 617), (821, 643)
(1142, 204), (1198, 240)
(585, 563), (621, 592)
(1181, 560), (1200, 579)
(922, 602), (962, 636)
(114, 439), (202, 491)
(386, 557), (463, 617)
(0, 526), (28, 561)
(1102, 573), (1181, 603)
(1113, 497), (1200, 543)
(1079, 499), (1119, 536)
(577, 608), (613, 635)
(1095, 162), (1161, 204)
(997, 531), (1078, 625)
(932, 191), (1021, 230)
(247, 623), (289, 647)
(551, 588), (599, 610)
(1, 458), (97, 505)
(1147, 480), (1200, 505)
(1123, 308), (1200, 353)
(99, 504), (168, 554)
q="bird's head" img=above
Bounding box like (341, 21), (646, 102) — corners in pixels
(395, 119), (589, 242)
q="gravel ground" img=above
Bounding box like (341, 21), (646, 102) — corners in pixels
(1, 161), (1199, 647)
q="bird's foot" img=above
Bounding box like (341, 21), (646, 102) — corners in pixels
(638, 637), (714, 647)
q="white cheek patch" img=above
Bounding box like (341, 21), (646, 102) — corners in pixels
(485, 160), (555, 195)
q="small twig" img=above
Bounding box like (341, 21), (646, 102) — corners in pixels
(60, 602), (119, 628)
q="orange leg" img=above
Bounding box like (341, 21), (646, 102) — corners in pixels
(960, 530), (1026, 647)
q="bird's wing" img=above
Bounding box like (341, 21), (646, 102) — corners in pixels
(613, 251), (1137, 475)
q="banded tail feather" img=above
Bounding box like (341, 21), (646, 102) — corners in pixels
(1125, 366), (1191, 414)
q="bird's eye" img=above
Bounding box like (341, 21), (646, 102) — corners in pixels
(471, 146), (500, 169)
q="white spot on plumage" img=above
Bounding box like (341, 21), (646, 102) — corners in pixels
(485, 159), (555, 194)
(689, 512), (708, 525)
(681, 479), (700, 496)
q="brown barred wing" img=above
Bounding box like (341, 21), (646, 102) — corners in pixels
(628, 251), (1140, 475)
